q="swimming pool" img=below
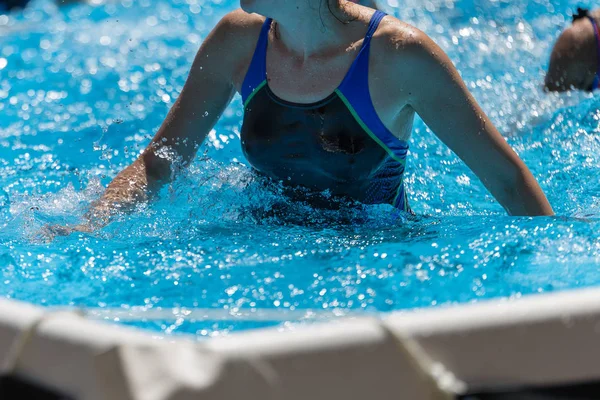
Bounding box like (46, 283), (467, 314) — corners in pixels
(0, 0), (599, 337)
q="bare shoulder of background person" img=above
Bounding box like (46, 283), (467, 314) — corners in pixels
(545, 7), (599, 92)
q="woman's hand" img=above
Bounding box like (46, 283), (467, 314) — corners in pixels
(36, 222), (94, 243)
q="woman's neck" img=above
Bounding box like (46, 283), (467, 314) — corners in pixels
(271, 0), (358, 59)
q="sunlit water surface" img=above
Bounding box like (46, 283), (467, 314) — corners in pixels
(1, 0), (599, 336)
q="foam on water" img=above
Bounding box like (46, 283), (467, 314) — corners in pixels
(1, 0), (600, 336)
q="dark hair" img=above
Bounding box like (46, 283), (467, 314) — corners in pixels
(573, 7), (590, 23)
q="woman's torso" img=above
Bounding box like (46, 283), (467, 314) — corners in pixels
(232, 9), (416, 210)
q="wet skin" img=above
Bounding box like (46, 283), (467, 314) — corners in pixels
(46, 0), (553, 239)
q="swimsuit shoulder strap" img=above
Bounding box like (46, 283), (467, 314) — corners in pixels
(338, 9), (386, 87)
(337, 11), (409, 159)
(242, 17), (272, 103)
(363, 10), (387, 49)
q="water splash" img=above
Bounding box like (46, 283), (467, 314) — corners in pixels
(0, 0), (599, 336)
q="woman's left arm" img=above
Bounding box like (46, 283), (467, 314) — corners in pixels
(396, 30), (554, 216)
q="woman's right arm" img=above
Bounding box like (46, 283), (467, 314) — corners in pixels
(71, 12), (251, 232)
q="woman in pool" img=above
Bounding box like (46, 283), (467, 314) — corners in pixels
(55, 0), (553, 235)
(545, 8), (600, 92)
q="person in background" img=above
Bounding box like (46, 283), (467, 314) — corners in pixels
(545, 8), (600, 92)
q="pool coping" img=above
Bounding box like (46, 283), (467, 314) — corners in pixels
(1, 287), (599, 399)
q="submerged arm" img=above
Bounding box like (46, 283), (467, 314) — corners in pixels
(398, 30), (553, 216)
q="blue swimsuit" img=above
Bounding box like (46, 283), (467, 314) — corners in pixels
(240, 11), (411, 212)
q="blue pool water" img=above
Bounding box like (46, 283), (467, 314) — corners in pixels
(1, 0), (600, 336)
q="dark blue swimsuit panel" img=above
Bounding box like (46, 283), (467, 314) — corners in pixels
(240, 11), (411, 212)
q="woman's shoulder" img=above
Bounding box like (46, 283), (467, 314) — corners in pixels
(368, 15), (459, 95)
(372, 16), (434, 58)
(199, 9), (267, 74)
(370, 16), (450, 74)
(212, 9), (266, 45)
(201, 9), (266, 62)
(218, 9), (266, 28)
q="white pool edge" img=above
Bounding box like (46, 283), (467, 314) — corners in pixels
(0, 288), (599, 399)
